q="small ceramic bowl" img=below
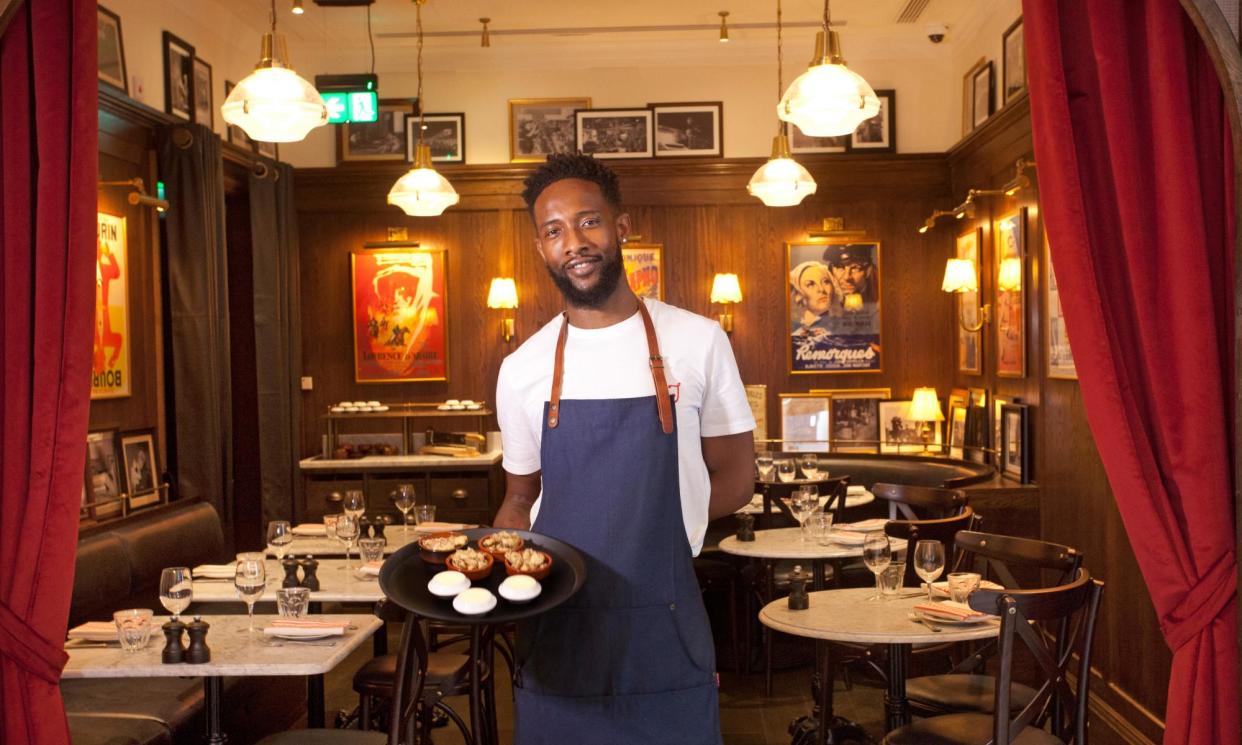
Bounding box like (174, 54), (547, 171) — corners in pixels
(452, 587), (496, 616)
(478, 531), (524, 559)
(445, 549), (494, 581)
(498, 574), (542, 604)
(427, 570), (471, 598)
(504, 549), (553, 580)
(419, 532), (468, 564)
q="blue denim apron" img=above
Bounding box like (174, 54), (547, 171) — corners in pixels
(513, 302), (721, 745)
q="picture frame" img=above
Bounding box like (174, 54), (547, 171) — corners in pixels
(255, 139), (278, 160)
(85, 429), (123, 518)
(575, 108), (654, 159)
(1002, 17), (1026, 104)
(850, 89), (895, 153)
(97, 6), (128, 94)
(963, 404), (989, 464)
(1045, 232), (1078, 379)
(407, 113), (466, 163)
(650, 101), (722, 158)
(956, 227), (983, 374)
(995, 209), (1026, 378)
(120, 429), (160, 509)
(1001, 402), (1031, 482)
(993, 395), (1012, 466)
(786, 240), (882, 374)
(879, 400), (942, 454)
(745, 384), (768, 441)
(352, 243), (449, 383)
(338, 99), (416, 163)
(162, 31), (195, 121)
(93, 212), (131, 399)
(948, 403), (969, 460)
(971, 60), (995, 129)
(961, 56), (985, 135)
(223, 80), (255, 151)
(790, 127), (848, 154)
(826, 393), (887, 453)
(509, 97), (591, 163)
(192, 57), (213, 129)
(621, 243), (663, 300)
(779, 393), (832, 452)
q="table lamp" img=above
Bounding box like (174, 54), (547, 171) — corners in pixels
(908, 387), (945, 454)
(486, 277), (518, 342)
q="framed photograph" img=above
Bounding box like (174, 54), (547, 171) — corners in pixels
(407, 113), (465, 163)
(120, 429), (160, 509)
(338, 99), (416, 163)
(963, 404), (989, 464)
(1001, 402), (1031, 482)
(971, 61), (995, 130)
(97, 6), (128, 94)
(85, 429), (123, 517)
(575, 108), (653, 159)
(162, 31), (195, 121)
(255, 140), (278, 160)
(879, 400), (942, 454)
(93, 212), (131, 399)
(786, 240), (882, 373)
(993, 395), (1011, 466)
(621, 243), (663, 300)
(745, 384), (768, 441)
(1045, 233), (1078, 379)
(956, 227), (983, 374)
(850, 89), (895, 153)
(828, 396), (884, 453)
(352, 243), (448, 383)
(1003, 18), (1026, 104)
(223, 81), (255, 151)
(995, 209), (1026, 377)
(948, 404), (969, 459)
(192, 57), (213, 129)
(790, 127), (848, 154)
(779, 394), (831, 452)
(651, 102), (722, 157)
(961, 57), (984, 135)
(509, 97), (591, 163)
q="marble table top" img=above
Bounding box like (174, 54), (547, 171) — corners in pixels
(191, 560), (387, 604)
(284, 528), (420, 557)
(62, 614), (382, 678)
(760, 587), (1000, 644)
(718, 528), (907, 560)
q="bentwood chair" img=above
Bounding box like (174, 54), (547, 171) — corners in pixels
(882, 569), (1105, 745)
(871, 482), (969, 521)
(883, 508), (978, 587)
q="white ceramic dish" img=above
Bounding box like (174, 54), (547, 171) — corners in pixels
(498, 575), (542, 603)
(912, 609), (996, 626)
(452, 588), (497, 616)
(373, 405), (389, 412)
(366, 400), (381, 407)
(330, 406), (344, 413)
(437, 404), (452, 411)
(427, 570), (471, 598)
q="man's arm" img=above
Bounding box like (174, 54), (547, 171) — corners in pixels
(702, 431), (755, 520)
(494, 469), (542, 529)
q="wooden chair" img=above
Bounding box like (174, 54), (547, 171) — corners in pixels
(872, 482), (968, 521)
(882, 569), (1105, 745)
(883, 508), (978, 587)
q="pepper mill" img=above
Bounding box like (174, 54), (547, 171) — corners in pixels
(736, 514), (755, 542)
(161, 618), (186, 663)
(299, 555), (321, 591)
(358, 516), (373, 540)
(788, 565), (810, 610)
(281, 558), (301, 588)
(184, 616), (211, 664)
(372, 515), (390, 542)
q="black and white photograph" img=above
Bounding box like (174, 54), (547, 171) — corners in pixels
(192, 57), (212, 129)
(790, 127), (848, 154)
(879, 399), (942, 454)
(1003, 18), (1026, 104)
(97, 6), (127, 94)
(948, 403), (968, 459)
(509, 97), (590, 163)
(223, 80), (255, 151)
(338, 99), (415, 163)
(651, 102), (722, 157)
(120, 430), (159, 508)
(575, 109), (653, 159)
(162, 31), (195, 121)
(85, 429), (122, 516)
(851, 89), (895, 153)
(829, 396), (881, 452)
(406, 113), (465, 163)
(779, 394), (831, 452)
(971, 60), (995, 129)
(1001, 402), (1031, 482)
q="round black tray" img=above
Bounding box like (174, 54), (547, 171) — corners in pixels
(379, 528), (588, 624)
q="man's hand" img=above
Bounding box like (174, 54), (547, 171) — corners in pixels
(494, 470), (542, 529)
(703, 431), (755, 520)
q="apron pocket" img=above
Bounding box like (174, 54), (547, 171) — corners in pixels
(670, 594), (718, 675)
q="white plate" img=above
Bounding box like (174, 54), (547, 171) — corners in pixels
(912, 609), (996, 626)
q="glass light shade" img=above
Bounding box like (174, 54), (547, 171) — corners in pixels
(942, 259), (979, 293)
(909, 387), (945, 423)
(220, 34), (327, 143)
(778, 31), (881, 138)
(710, 273), (743, 304)
(487, 277), (518, 309)
(388, 143), (460, 217)
(747, 135), (817, 207)
(998, 256), (1023, 292)
(843, 292), (863, 311)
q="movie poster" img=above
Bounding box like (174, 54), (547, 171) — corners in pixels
(352, 246), (448, 382)
(621, 243), (662, 300)
(786, 241), (882, 373)
(1045, 233), (1077, 379)
(995, 211), (1026, 378)
(92, 212), (130, 399)
(956, 228), (982, 374)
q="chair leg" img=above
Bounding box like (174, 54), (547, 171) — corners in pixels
(359, 694), (372, 731)
(764, 628), (773, 697)
(728, 580), (740, 673)
(435, 701), (474, 745)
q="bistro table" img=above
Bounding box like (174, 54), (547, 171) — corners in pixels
(191, 559), (386, 604)
(737, 485), (875, 517)
(761, 587), (1000, 741)
(62, 613), (382, 744)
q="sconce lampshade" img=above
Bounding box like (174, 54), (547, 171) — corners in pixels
(220, 33), (327, 143)
(909, 387), (945, 423)
(710, 273), (743, 304)
(941, 259), (979, 293)
(777, 30), (880, 138)
(486, 277), (518, 309)
(747, 134), (817, 207)
(388, 143), (460, 217)
(998, 256), (1023, 292)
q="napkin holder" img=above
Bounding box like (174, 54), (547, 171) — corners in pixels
(788, 565), (809, 610)
(736, 514), (755, 542)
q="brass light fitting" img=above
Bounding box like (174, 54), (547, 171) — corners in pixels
(718, 11), (730, 42)
(918, 158), (1037, 233)
(98, 178), (169, 212)
(480, 17), (491, 47)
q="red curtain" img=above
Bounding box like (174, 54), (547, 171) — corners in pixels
(1023, 0), (1237, 742)
(0, 0), (98, 743)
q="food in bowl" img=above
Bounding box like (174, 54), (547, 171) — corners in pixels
(505, 548), (552, 579)
(427, 570), (471, 598)
(453, 587), (497, 616)
(446, 548), (494, 580)
(478, 531), (524, 557)
(498, 574), (542, 603)
(419, 532), (469, 564)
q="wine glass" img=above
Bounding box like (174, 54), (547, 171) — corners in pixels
(392, 484), (416, 534)
(861, 531), (892, 601)
(233, 554), (266, 633)
(914, 540), (947, 602)
(159, 567), (193, 621)
(790, 486), (819, 543)
(775, 458), (796, 483)
(266, 520), (293, 569)
(343, 490), (366, 520)
(799, 454), (820, 480)
(755, 454), (775, 481)
(336, 513), (360, 571)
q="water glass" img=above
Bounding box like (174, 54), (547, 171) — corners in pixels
(266, 520), (293, 563)
(861, 531), (892, 601)
(878, 564), (904, 597)
(234, 554), (266, 633)
(755, 454), (775, 481)
(413, 504), (436, 525)
(323, 513), (339, 536)
(114, 609), (154, 652)
(336, 514), (360, 570)
(807, 512), (834, 545)
(343, 490), (366, 520)
(276, 587), (310, 618)
(799, 454), (820, 480)
(914, 540), (947, 602)
(947, 571), (982, 603)
(775, 458), (796, 483)
(791, 486), (819, 542)
(393, 483), (416, 533)
(359, 537), (385, 564)
(158, 566), (193, 619)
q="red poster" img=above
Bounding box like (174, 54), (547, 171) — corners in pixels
(352, 247), (448, 382)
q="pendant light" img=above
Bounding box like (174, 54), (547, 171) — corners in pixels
(748, 0), (816, 207)
(777, 0), (880, 137)
(388, 0), (460, 217)
(221, 0), (327, 143)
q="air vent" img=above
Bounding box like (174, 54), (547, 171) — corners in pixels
(896, 0), (931, 23)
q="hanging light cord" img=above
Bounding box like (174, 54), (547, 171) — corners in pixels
(775, 0), (785, 136)
(416, 0), (425, 145)
(823, 0), (831, 30)
(269, 0), (276, 33)
(366, 4), (376, 74)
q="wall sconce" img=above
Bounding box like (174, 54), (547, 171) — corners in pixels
(710, 273), (742, 333)
(479, 17), (491, 47)
(918, 158), (1037, 233)
(486, 277), (518, 342)
(97, 178), (170, 212)
(909, 387), (945, 453)
(941, 258), (991, 332)
(997, 257), (1023, 292)
(718, 11), (730, 42)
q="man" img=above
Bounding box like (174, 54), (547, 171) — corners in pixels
(495, 153), (755, 745)
(822, 244), (877, 304)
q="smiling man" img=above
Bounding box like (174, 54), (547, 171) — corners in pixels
(494, 154), (755, 745)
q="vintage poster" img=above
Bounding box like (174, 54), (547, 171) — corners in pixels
(92, 212), (130, 399)
(744, 384), (768, 441)
(352, 246), (448, 382)
(1045, 234), (1077, 379)
(994, 210), (1026, 378)
(786, 241), (882, 373)
(956, 228), (982, 374)
(621, 243), (663, 300)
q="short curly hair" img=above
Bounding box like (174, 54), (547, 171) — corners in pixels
(521, 153), (623, 217)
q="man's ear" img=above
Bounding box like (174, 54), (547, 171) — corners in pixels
(615, 212), (632, 242)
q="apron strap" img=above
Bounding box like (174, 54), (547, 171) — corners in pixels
(546, 301), (675, 434)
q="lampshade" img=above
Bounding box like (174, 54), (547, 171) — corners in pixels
(220, 33), (327, 143)
(487, 277), (518, 309)
(909, 387), (945, 423)
(747, 135), (817, 207)
(941, 259), (979, 293)
(998, 256), (1023, 292)
(777, 30), (880, 138)
(388, 144), (461, 217)
(710, 273), (743, 304)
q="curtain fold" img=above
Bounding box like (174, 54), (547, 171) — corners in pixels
(0, 1), (97, 743)
(1022, 1), (1237, 742)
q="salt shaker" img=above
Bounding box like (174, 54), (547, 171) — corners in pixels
(281, 558), (301, 589)
(299, 555), (321, 591)
(184, 616), (211, 664)
(736, 514), (755, 542)
(788, 565), (810, 610)
(161, 618), (186, 664)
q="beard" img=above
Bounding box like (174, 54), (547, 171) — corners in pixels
(545, 247), (626, 309)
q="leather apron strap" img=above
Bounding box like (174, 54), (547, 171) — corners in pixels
(546, 301), (674, 434)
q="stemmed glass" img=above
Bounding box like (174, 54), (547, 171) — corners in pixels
(790, 486), (819, 543)
(336, 513), (360, 571)
(914, 540), (947, 602)
(266, 520), (293, 571)
(159, 567), (193, 621)
(233, 553), (266, 633)
(393, 484), (416, 535)
(775, 458), (797, 483)
(862, 531), (892, 601)
(799, 454), (820, 480)
(343, 490), (366, 520)
(755, 454), (775, 482)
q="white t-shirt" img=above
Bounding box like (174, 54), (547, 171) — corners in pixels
(496, 299), (756, 555)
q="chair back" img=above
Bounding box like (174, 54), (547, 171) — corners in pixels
(884, 507), (975, 586)
(969, 569), (1104, 745)
(954, 530), (1082, 589)
(387, 610), (430, 745)
(872, 482), (967, 521)
(755, 474), (851, 529)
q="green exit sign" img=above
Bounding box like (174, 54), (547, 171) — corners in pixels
(323, 91), (378, 124)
